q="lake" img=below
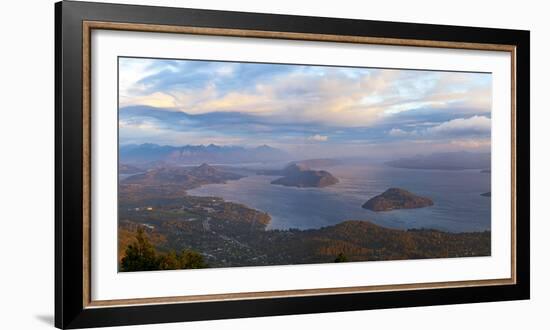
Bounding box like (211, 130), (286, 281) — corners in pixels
(188, 164), (491, 233)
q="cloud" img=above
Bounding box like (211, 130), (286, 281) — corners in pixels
(119, 115), (247, 146)
(119, 58), (492, 129)
(387, 115), (490, 142)
(388, 128), (410, 137)
(450, 138), (491, 149)
(307, 134), (329, 142)
(426, 115), (491, 136)
(120, 91), (177, 108)
(118, 58), (493, 156)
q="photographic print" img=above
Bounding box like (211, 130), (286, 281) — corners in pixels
(56, 5), (528, 326)
(117, 57), (492, 272)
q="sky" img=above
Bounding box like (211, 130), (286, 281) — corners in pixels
(118, 57), (492, 159)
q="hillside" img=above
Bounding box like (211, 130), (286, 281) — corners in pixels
(122, 163), (244, 189)
(119, 163), (144, 174)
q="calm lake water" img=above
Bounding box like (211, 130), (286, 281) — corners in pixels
(188, 164), (491, 233)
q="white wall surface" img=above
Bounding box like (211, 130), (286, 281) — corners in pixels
(0, 0), (546, 329)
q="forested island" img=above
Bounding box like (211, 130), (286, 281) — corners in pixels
(269, 163), (339, 188)
(362, 188), (434, 212)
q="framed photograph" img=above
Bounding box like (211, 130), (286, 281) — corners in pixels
(55, 1), (530, 328)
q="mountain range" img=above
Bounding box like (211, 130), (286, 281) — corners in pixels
(385, 151), (490, 170)
(120, 143), (289, 165)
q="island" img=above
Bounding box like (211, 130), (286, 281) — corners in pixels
(481, 192), (491, 197)
(269, 163), (339, 188)
(362, 188), (434, 211)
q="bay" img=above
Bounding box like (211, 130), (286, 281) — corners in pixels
(188, 164), (491, 233)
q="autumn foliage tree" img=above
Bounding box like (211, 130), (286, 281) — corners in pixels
(121, 227), (207, 272)
(121, 227), (159, 271)
(157, 249), (208, 270)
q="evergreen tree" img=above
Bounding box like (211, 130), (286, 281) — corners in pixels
(121, 227), (159, 271)
(158, 251), (179, 270)
(178, 250), (208, 269)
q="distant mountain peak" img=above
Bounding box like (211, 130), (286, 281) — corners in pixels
(206, 143), (222, 150)
(284, 163), (310, 173)
(257, 144), (272, 149)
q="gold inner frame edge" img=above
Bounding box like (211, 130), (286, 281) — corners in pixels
(81, 20), (517, 308)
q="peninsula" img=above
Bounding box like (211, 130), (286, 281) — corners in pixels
(123, 163), (244, 190)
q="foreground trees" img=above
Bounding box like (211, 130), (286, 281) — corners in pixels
(121, 227), (207, 272)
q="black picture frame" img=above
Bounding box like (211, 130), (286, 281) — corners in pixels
(55, 1), (530, 328)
